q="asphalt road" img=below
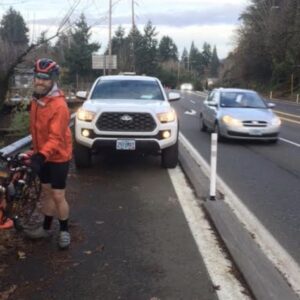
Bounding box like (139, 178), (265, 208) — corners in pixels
(172, 91), (300, 265)
(0, 154), (220, 300)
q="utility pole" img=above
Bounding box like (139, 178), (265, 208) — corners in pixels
(291, 73), (294, 96)
(177, 61), (180, 87)
(108, 0), (112, 75)
(132, 0), (135, 28)
(131, 0), (136, 72)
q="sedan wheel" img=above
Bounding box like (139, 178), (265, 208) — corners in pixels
(200, 114), (207, 132)
(214, 123), (226, 142)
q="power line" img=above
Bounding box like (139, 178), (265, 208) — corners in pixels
(0, 0), (33, 5)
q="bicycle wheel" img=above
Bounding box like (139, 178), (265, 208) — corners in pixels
(13, 175), (41, 230)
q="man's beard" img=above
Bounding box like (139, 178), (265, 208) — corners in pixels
(33, 83), (52, 96)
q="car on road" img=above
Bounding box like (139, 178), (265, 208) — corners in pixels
(199, 88), (281, 142)
(74, 75), (180, 168)
(180, 83), (193, 91)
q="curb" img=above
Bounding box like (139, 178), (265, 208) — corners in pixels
(178, 136), (299, 300)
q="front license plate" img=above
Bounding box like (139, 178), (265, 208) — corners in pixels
(249, 129), (263, 135)
(116, 139), (136, 150)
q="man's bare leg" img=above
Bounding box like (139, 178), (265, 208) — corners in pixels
(51, 188), (71, 248)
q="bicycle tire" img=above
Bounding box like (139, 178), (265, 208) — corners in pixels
(12, 175), (41, 230)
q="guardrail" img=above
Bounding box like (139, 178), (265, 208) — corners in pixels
(0, 113), (76, 157)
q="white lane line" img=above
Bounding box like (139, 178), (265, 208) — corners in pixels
(179, 132), (300, 296)
(274, 110), (300, 118)
(280, 117), (300, 125)
(190, 100), (196, 104)
(168, 167), (250, 300)
(191, 91), (207, 98)
(280, 137), (300, 148)
(270, 98), (300, 106)
(184, 109), (197, 116)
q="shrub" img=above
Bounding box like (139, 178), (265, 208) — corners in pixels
(10, 103), (30, 136)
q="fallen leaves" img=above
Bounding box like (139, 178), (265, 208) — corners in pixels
(83, 245), (104, 256)
(17, 251), (26, 260)
(95, 245), (105, 252)
(95, 221), (105, 225)
(0, 285), (17, 300)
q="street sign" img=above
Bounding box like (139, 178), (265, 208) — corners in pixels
(92, 54), (117, 69)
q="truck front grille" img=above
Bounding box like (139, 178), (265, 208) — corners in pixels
(96, 112), (157, 132)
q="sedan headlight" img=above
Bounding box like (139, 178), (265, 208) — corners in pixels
(222, 115), (243, 127)
(271, 116), (281, 126)
(157, 109), (176, 123)
(77, 108), (96, 122)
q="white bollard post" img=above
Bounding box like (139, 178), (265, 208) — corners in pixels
(297, 94), (299, 104)
(209, 133), (218, 201)
(270, 91), (273, 100)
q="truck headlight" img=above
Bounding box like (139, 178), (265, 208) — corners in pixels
(222, 115), (243, 127)
(77, 108), (96, 122)
(157, 109), (176, 123)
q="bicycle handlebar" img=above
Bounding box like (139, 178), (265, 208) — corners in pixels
(0, 152), (34, 173)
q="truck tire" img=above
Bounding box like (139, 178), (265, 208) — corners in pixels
(74, 141), (91, 168)
(161, 141), (178, 169)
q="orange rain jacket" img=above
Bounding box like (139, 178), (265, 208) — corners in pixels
(30, 85), (72, 163)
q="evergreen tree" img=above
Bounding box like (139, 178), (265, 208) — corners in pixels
(0, 7), (29, 104)
(135, 21), (159, 75)
(158, 36), (178, 62)
(210, 46), (220, 77)
(112, 25), (130, 72)
(189, 41), (198, 71)
(0, 7), (28, 44)
(181, 48), (189, 70)
(202, 42), (212, 67)
(127, 25), (144, 72)
(65, 14), (100, 84)
(53, 31), (72, 66)
(189, 41), (204, 75)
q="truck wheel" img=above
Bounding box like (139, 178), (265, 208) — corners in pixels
(161, 141), (178, 169)
(74, 141), (91, 168)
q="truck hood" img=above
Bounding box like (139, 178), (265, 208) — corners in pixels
(82, 99), (172, 114)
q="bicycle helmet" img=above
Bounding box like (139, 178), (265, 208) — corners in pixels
(34, 58), (59, 80)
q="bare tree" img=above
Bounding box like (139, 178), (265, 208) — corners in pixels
(0, 0), (81, 104)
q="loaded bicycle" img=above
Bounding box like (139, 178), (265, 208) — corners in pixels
(0, 152), (41, 230)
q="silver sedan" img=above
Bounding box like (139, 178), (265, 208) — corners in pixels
(200, 88), (281, 142)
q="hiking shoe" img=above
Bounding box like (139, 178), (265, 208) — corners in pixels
(24, 226), (51, 239)
(58, 231), (71, 249)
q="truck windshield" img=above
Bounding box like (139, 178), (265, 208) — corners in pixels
(91, 80), (164, 100)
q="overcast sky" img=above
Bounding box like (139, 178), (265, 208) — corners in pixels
(0, 0), (249, 58)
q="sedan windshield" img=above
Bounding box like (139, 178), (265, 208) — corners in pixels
(91, 79), (164, 100)
(220, 92), (267, 108)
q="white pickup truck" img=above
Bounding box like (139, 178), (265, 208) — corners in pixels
(74, 75), (180, 168)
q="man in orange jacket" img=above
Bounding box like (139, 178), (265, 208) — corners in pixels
(24, 58), (72, 249)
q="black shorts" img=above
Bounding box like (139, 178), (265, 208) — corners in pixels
(39, 161), (70, 189)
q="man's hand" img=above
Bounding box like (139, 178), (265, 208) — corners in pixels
(30, 153), (46, 174)
(18, 150), (34, 165)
